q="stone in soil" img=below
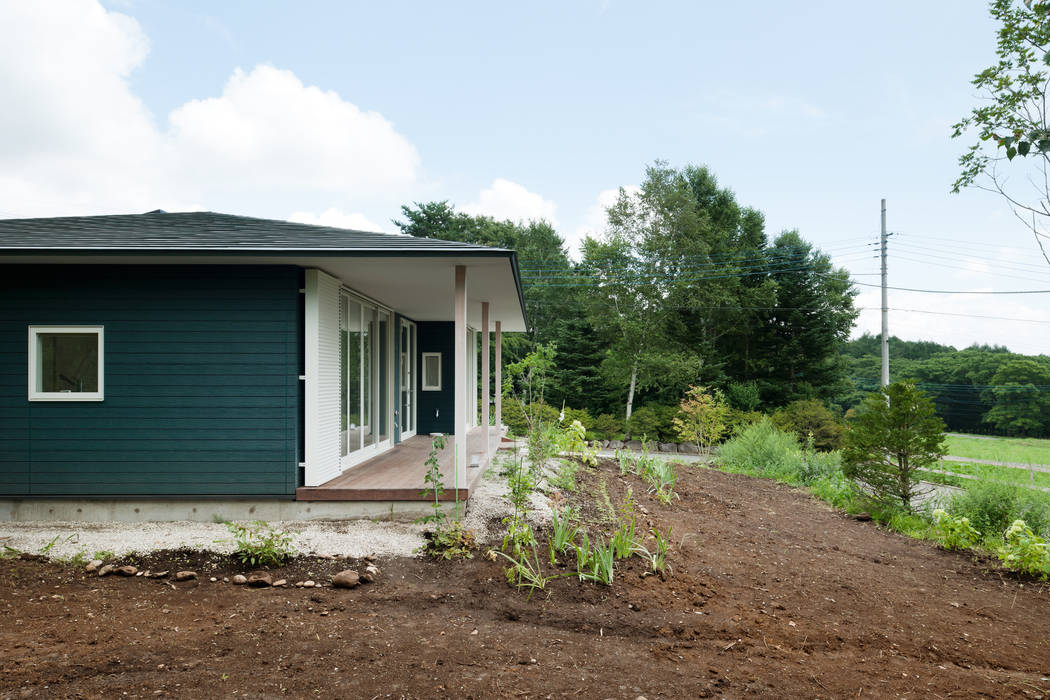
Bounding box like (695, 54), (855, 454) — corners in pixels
(85, 559), (103, 573)
(97, 564), (116, 577)
(332, 570), (360, 589)
(273, 579), (287, 587)
(247, 572), (273, 587)
(116, 565), (138, 577)
(174, 571), (197, 582)
(231, 574), (248, 585)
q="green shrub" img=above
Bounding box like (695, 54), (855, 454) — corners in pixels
(718, 419), (804, 480)
(592, 413), (623, 440)
(932, 508), (981, 550)
(998, 519), (1050, 578)
(725, 408), (765, 437)
(651, 404), (680, 441)
(222, 520), (296, 566)
(502, 400), (560, 436)
(948, 480), (1050, 542)
(560, 407), (594, 431)
(772, 399), (845, 451)
(626, 406), (660, 441)
(726, 380), (761, 411)
(718, 419), (843, 487)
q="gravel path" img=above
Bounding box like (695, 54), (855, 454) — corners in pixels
(0, 452), (550, 560)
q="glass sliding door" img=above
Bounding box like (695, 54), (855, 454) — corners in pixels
(339, 290), (394, 469)
(399, 319), (416, 439)
(378, 311), (390, 444)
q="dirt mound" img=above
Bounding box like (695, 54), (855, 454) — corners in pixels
(1, 459), (1048, 698)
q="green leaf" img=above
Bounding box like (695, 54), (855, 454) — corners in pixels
(1002, 136), (1014, 148)
(1007, 146), (1018, 159)
(1043, 49), (1050, 64)
(1037, 139), (1050, 152)
(1019, 140), (1031, 156)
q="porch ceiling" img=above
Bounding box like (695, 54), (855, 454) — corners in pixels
(0, 253), (527, 331)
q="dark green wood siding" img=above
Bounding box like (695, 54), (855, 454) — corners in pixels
(416, 321), (454, 435)
(0, 265), (300, 496)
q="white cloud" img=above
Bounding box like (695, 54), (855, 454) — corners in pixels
(462, 178), (558, 226)
(0, 1), (420, 218)
(169, 65), (420, 194)
(564, 185), (639, 258)
(287, 208), (386, 233)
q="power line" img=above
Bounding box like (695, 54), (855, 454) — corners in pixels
(833, 274), (1050, 294)
(888, 307), (1050, 325)
(519, 241), (878, 269)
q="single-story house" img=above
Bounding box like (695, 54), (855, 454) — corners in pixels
(0, 211), (527, 521)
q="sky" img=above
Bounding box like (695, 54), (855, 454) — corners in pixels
(2, 0), (1050, 357)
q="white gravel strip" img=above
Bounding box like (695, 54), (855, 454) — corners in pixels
(0, 452), (552, 560)
(0, 519), (428, 560)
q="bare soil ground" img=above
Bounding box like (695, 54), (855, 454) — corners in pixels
(2, 459), (1049, 699)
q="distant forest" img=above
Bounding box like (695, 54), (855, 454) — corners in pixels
(841, 334), (1050, 438)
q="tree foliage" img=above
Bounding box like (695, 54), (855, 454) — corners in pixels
(952, 0), (1050, 264)
(394, 161), (858, 428)
(842, 382), (948, 512)
(771, 399), (845, 452)
(673, 385), (730, 455)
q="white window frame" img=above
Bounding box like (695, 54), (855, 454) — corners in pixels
(28, 325), (105, 402)
(421, 352), (442, 391)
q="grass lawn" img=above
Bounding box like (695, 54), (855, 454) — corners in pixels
(937, 460), (1050, 489)
(945, 433), (1050, 466)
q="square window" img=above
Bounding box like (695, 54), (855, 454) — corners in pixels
(421, 352), (442, 391)
(28, 326), (104, 401)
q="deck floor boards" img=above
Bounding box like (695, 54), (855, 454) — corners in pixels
(295, 426), (501, 502)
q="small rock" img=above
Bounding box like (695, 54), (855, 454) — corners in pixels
(146, 570), (169, 579)
(853, 512), (873, 522)
(231, 574), (248, 585)
(360, 572), (374, 584)
(625, 440), (642, 451)
(658, 442), (677, 453)
(302, 580), (316, 588)
(116, 565), (138, 577)
(607, 440), (624, 450)
(316, 553), (335, 560)
(85, 559), (103, 573)
(365, 564), (380, 575)
(135, 571), (144, 577)
(209, 577), (217, 583)
(97, 564), (116, 577)
(247, 572), (273, 587)
(273, 579), (287, 588)
(364, 553), (376, 562)
(222, 577), (229, 583)
(332, 570), (360, 589)
(174, 571), (197, 582)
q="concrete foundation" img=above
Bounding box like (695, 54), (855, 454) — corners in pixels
(0, 498), (433, 523)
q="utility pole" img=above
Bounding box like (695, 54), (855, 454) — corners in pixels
(880, 198), (890, 388)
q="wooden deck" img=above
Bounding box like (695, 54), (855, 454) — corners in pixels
(295, 426), (502, 502)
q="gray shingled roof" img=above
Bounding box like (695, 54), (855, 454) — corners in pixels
(0, 211), (510, 254)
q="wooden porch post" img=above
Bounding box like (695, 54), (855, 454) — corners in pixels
(481, 302), (490, 460)
(454, 265), (468, 490)
(494, 320), (502, 432)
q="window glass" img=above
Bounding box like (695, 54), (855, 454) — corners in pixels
(422, 353), (441, 390)
(37, 333), (99, 393)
